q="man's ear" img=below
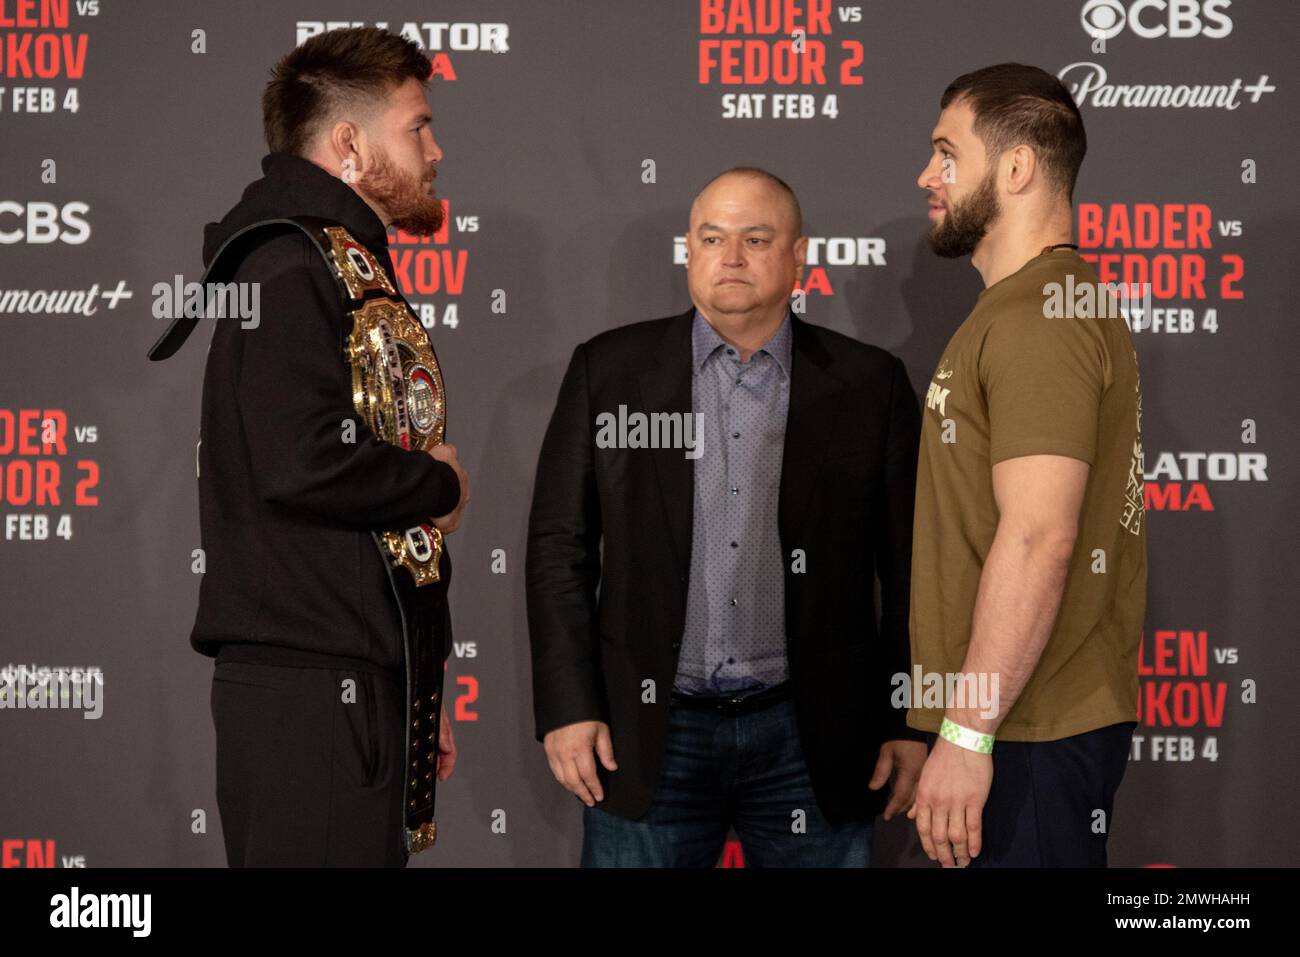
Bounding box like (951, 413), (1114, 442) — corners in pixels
(793, 234), (809, 280)
(329, 120), (367, 180)
(1004, 144), (1038, 195)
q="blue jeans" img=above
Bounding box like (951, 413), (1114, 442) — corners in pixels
(581, 696), (874, 867)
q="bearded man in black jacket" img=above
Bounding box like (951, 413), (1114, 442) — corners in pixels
(150, 27), (468, 867)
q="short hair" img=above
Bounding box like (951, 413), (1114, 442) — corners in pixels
(695, 166), (803, 235)
(941, 63), (1087, 199)
(262, 27), (432, 156)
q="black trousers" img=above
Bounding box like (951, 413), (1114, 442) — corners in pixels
(210, 659), (408, 867)
(926, 721), (1136, 867)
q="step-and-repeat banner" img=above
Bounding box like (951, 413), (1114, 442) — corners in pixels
(1, 0), (1296, 867)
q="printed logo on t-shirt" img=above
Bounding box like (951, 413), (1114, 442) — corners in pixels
(1121, 355), (1145, 536)
(926, 358), (953, 415)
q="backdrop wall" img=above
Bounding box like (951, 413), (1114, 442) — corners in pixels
(1, 0), (1296, 867)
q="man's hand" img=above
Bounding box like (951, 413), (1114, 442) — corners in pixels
(543, 720), (618, 807)
(435, 703), (457, 781)
(907, 738), (992, 867)
(429, 443), (469, 534)
(869, 739), (927, 821)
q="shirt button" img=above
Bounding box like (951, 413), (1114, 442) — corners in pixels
(726, 348), (735, 356)
(727, 657), (735, 664)
(730, 541), (738, 548)
(730, 486), (739, 495)
(729, 598), (738, 607)
(732, 432), (740, 439)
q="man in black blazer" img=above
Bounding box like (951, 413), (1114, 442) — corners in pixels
(527, 167), (925, 867)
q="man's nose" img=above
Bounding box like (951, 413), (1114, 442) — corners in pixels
(425, 130), (444, 164)
(917, 160), (938, 191)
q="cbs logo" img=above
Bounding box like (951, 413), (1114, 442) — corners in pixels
(1081, 0), (1233, 40)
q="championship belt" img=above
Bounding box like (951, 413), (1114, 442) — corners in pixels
(318, 221), (449, 855)
(326, 224), (448, 586)
(147, 215), (452, 855)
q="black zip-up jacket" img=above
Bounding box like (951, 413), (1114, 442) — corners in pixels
(189, 152), (459, 674)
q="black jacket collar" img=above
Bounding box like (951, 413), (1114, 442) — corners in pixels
(201, 152), (390, 267)
(259, 152), (390, 253)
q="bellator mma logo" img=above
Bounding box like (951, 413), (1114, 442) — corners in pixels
(296, 20), (511, 81)
(673, 233), (886, 299)
(1142, 447), (1267, 512)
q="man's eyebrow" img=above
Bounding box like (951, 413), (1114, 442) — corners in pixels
(932, 136), (957, 151)
(697, 223), (777, 233)
(409, 111), (433, 124)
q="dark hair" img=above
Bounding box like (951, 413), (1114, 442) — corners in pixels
(262, 27), (432, 156)
(698, 166), (803, 234)
(941, 63), (1086, 199)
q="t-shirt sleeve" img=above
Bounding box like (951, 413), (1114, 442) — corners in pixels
(978, 298), (1108, 466)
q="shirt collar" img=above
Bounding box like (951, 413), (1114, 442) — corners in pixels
(691, 308), (794, 377)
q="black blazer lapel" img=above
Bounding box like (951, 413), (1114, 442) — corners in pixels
(635, 307), (696, 573)
(779, 317), (845, 545)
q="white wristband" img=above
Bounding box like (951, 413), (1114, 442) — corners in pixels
(940, 717), (995, 754)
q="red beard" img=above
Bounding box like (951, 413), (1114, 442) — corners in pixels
(360, 147), (445, 235)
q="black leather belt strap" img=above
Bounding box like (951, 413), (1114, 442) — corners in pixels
(395, 573), (447, 851)
(146, 217), (332, 361)
(670, 681), (793, 716)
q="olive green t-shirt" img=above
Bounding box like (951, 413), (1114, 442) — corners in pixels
(907, 248), (1147, 741)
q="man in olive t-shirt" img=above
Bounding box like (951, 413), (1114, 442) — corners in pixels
(909, 247), (1146, 742)
(905, 64), (1146, 868)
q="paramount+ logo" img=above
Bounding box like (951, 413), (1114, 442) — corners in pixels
(1081, 0), (1233, 40)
